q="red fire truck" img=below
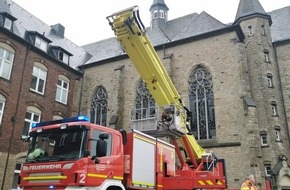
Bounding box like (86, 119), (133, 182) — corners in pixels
(18, 116), (225, 190)
(18, 6), (227, 190)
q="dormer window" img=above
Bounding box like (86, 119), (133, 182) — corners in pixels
(58, 50), (69, 64)
(0, 12), (17, 31)
(25, 31), (51, 52)
(4, 17), (12, 30)
(50, 46), (72, 65)
(35, 36), (48, 52)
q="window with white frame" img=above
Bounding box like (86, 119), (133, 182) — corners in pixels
(55, 75), (69, 104)
(271, 102), (277, 117)
(264, 164), (272, 177)
(35, 36), (48, 52)
(0, 44), (15, 80)
(248, 25), (253, 36)
(58, 51), (69, 64)
(4, 17), (12, 30)
(22, 106), (41, 138)
(274, 126), (281, 142)
(30, 63), (47, 94)
(260, 131), (268, 146)
(267, 74), (273, 88)
(0, 94), (6, 125)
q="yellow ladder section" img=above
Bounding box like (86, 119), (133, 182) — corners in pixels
(107, 6), (205, 160)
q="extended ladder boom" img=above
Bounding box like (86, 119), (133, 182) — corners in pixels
(107, 6), (206, 162)
(107, 6), (180, 107)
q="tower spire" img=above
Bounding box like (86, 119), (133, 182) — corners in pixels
(149, 0), (169, 29)
(234, 0), (272, 25)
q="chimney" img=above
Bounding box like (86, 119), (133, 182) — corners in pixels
(51, 23), (65, 38)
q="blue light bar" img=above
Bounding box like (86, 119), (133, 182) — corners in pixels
(32, 115), (89, 128)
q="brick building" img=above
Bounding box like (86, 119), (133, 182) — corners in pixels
(77, 0), (290, 189)
(0, 0), (91, 189)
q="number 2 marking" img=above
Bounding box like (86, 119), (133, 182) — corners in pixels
(79, 174), (86, 184)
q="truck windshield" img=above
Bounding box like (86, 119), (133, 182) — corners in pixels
(26, 126), (88, 162)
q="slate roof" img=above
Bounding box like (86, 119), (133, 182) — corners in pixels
(173, 11), (226, 41)
(82, 0), (290, 67)
(0, 0), (10, 13)
(82, 11), (227, 65)
(269, 6), (290, 42)
(235, 0), (266, 21)
(82, 38), (124, 63)
(0, 0), (92, 69)
(2, 0), (288, 69)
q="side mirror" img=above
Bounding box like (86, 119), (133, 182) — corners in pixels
(99, 133), (109, 140)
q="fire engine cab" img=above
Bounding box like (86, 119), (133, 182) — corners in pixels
(19, 116), (225, 190)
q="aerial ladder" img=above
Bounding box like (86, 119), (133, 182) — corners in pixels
(107, 6), (226, 188)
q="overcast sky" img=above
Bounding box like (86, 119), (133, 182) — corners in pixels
(12, 0), (290, 46)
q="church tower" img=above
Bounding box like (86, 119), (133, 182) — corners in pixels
(149, 0), (169, 29)
(234, 0), (290, 188)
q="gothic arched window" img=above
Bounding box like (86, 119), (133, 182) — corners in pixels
(189, 66), (216, 140)
(135, 81), (156, 120)
(91, 86), (108, 126)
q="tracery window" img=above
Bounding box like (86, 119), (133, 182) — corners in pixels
(189, 66), (216, 140)
(134, 81), (156, 120)
(90, 86), (108, 126)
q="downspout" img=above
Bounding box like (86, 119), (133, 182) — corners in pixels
(1, 44), (31, 189)
(273, 43), (290, 149)
(77, 65), (84, 115)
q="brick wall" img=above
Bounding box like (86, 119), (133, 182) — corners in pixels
(0, 32), (81, 188)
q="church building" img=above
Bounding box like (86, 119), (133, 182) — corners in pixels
(79, 0), (290, 189)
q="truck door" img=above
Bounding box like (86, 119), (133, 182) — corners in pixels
(86, 129), (123, 186)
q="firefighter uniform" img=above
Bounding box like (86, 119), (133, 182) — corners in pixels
(241, 178), (257, 190)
